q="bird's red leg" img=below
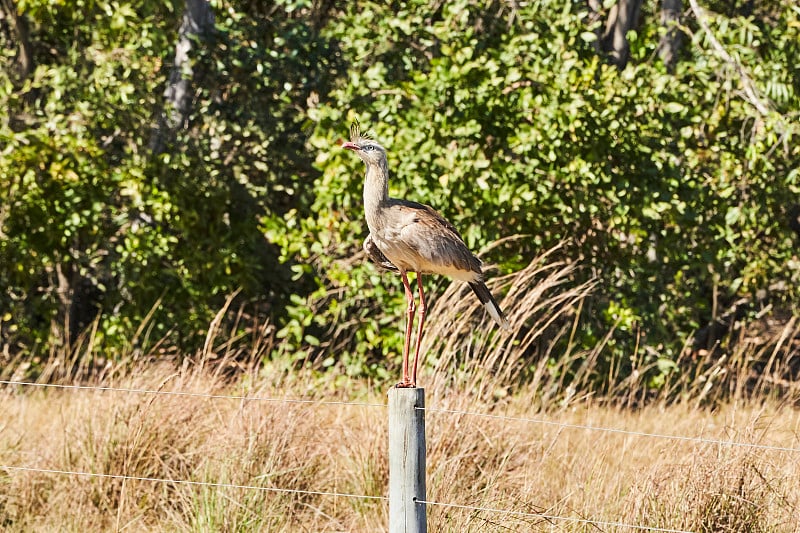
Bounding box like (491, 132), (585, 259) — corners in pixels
(397, 270), (416, 388)
(411, 274), (427, 386)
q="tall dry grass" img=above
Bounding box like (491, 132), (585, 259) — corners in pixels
(423, 242), (597, 407)
(2, 244), (800, 531)
(2, 363), (800, 531)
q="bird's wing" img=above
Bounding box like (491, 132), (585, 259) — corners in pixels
(363, 233), (399, 272)
(390, 200), (482, 276)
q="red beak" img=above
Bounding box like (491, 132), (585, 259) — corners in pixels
(342, 141), (359, 151)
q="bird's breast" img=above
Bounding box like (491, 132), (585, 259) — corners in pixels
(368, 228), (477, 281)
(368, 230), (416, 271)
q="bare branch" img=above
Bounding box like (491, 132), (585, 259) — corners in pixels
(687, 0), (771, 117)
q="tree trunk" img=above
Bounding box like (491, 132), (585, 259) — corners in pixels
(150, 0), (215, 154)
(0, 0), (34, 80)
(594, 0), (643, 70)
(656, 0), (683, 72)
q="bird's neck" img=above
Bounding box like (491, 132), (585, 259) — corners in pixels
(363, 159), (390, 229)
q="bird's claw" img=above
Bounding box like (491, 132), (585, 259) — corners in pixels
(395, 380), (416, 389)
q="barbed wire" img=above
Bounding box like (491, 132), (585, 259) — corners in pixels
(1, 464), (695, 532)
(420, 406), (800, 453)
(4, 381), (795, 532)
(0, 380), (385, 408)
(0, 465), (388, 501)
(416, 498), (695, 533)
(3, 379), (797, 453)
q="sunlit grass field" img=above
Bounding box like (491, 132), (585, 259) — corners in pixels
(2, 364), (800, 531)
(2, 253), (799, 531)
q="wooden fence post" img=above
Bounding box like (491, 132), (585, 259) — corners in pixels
(388, 387), (427, 533)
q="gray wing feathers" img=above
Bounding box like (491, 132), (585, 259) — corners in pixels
(394, 201), (482, 274)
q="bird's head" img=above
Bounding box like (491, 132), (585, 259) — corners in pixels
(342, 120), (387, 166)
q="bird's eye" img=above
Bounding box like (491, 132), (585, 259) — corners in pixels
(364, 145), (375, 151)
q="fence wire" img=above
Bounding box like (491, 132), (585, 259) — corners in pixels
(0, 379), (384, 408)
(0, 464), (695, 532)
(420, 406), (800, 453)
(416, 498), (695, 533)
(0, 465), (387, 501)
(2, 379), (798, 453)
(3, 378), (798, 533)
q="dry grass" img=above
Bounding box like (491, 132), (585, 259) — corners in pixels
(2, 366), (800, 532)
(2, 245), (800, 531)
(423, 242), (597, 406)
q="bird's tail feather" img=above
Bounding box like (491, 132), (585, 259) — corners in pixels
(469, 281), (511, 330)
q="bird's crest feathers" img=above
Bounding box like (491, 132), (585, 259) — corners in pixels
(350, 119), (375, 144)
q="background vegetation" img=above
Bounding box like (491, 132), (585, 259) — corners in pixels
(2, 2), (800, 529)
(1, 0), (798, 394)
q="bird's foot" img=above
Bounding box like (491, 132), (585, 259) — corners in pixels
(395, 379), (416, 389)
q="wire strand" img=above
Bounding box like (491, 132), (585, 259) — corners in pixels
(0, 380), (385, 408)
(420, 406), (800, 453)
(4, 379), (797, 453)
(417, 499), (695, 533)
(0, 465), (388, 501)
(2, 464), (694, 531)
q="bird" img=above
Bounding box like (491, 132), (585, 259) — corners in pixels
(342, 121), (510, 388)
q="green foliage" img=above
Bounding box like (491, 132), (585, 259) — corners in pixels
(1, 0), (798, 390)
(0, 0), (342, 357)
(300, 0), (800, 382)
(1, 0), (177, 352)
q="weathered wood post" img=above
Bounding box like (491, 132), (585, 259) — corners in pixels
(388, 387), (427, 533)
